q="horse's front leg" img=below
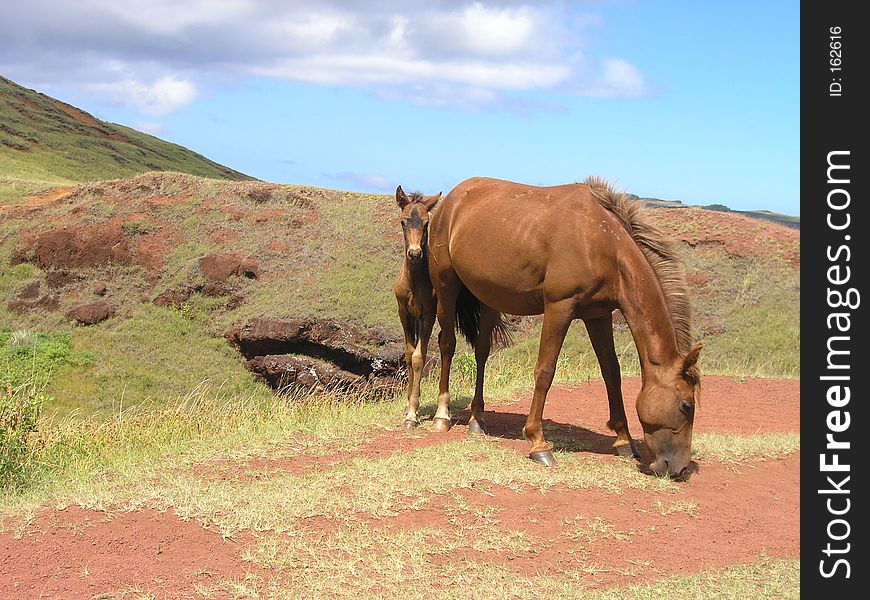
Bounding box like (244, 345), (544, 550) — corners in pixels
(433, 280), (460, 433)
(523, 299), (574, 466)
(584, 314), (640, 459)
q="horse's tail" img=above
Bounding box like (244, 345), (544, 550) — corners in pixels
(455, 283), (513, 348)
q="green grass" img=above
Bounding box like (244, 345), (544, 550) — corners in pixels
(0, 331), (92, 488)
(683, 250), (799, 378)
(0, 330), (93, 390)
(46, 299), (273, 415)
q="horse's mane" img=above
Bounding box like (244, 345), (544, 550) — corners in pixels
(584, 176), (694, 355)
(408, 191), (426, 203)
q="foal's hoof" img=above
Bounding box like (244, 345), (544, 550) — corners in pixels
(529, 450), (556, 467)
(468, 420), (488, 436)
(615, 440), (641, 460)
(432, 417), (452, 433)
(404, 419), (420, 431)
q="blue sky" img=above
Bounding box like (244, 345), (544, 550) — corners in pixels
(1, 1), (799, 214)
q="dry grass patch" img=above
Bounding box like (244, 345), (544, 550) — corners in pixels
(201, 556), (798, 599)
(692, 432), (800, 463)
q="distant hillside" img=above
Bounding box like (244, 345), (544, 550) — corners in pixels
(0, 75), (252, 184)
(629, 195), (799, 230)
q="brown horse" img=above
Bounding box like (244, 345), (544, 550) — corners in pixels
(393, 186), (443, 430)
(428, 176), (702, 477)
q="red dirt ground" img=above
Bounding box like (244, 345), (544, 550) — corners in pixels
(0, 377), (799, 598)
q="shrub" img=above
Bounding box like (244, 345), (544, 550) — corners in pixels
(0, 381), (45, 489)
(0, 330), (91, 489)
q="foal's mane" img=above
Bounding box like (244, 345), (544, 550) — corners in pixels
(407, 191), (426, 203)
(584, 176), (694, 355)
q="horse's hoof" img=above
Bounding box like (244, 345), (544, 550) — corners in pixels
(468, 420), (487, 436)
(432, 417), (452, 433)
(529, 450), (556, 467)
(404, 419), (419, 430)
(615, 440), (640, 459)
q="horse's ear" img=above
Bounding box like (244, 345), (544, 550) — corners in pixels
(424, 192), (442, 211)
(682, 343), (703, 375)
(396, 185), (410, 208)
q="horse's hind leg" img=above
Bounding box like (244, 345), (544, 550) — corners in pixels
(584, 313), (640, 459)
(523, 299), (574, 466)
(468, 304), (499, 435)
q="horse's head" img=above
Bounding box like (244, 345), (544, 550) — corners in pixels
(396, 185), (441, 263)
(636, 343), (703, 478)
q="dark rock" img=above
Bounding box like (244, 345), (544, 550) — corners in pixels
(226, 294), (246, 310)
(9, 247), (30, 265)
(46, 269), (80, 289)
(202, 281), (229, 297)
(238, 258), (259, 279)
(18, 280), (41, 300)
(199, 253), (260, 282)
(228, 317), (409, 395)
(153, 288), (192, 307)
(66, 300), (115, 325)
(7, 281), (60, 313)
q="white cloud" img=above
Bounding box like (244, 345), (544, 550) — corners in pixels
(254, 54), (569, 90)
(1, 1), (652, 113)
(456, 3), (537, 56)
(98, 0), (255, 36)
(579, 58), (650, 99)
(88, 76), (198, 116)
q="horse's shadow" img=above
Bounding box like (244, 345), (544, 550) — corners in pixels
(436, 397), (700, 479)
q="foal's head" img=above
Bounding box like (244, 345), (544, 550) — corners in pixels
(396, 185), (441, 263)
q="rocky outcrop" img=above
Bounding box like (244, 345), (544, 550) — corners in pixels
(23, 222), (132, 270)
(199, 253), (259, 282)
(66, 300), (115, 325)
(7, 280), (59, 313)
(228, 317), (407, 395)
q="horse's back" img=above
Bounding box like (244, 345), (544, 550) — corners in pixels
(431, 177), (624, 316)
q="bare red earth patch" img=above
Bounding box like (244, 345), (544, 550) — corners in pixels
(0, 507), (255, 599)
(439, 453), (799, 589)
(1, 377), (799, 595)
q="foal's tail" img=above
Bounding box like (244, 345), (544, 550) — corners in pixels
(455, 283), (513, 348)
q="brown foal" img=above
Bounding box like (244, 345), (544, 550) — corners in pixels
(393, 186), (443, 430)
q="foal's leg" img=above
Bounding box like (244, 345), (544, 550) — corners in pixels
(399, 309), (421, 429)
(433, 276), (461, 433)
(468, 304), (499, 435)
(584, 314), (640, 458)
(523, 299), (574, 466)
(411, 313), (435, 420)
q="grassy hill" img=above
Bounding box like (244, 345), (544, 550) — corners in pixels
(1, 171), (799, 417)
(0, 75), (252, 190)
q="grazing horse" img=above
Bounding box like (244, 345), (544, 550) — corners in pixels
(393, 186), (443, 430)
(428, 176), (702, 477)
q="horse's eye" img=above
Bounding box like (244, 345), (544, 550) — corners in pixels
(680, 400), (695, 418)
